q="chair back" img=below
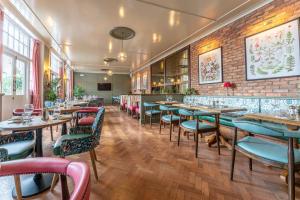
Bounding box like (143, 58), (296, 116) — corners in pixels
(178, 109), (194, 116)
(92, 107), (105, 141)
(159, 105), (170, 111)
(0, 158), (90, 200)
(233, 118), (284, 137)
(143, 102), (157, 107)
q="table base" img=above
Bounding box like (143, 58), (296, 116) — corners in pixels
(12, 174), (53, 198)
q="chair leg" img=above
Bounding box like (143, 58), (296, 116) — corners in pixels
(51, 174), (59, 191)
(90, 150), (99, 181)
(93, 149), (98, 162)
(288, 138), (295, 200)
(178, 127), (181, 146)
(50, 126), (54, 141)
(60, 175), (70, 200)
(159, 120), (162, 134)
(195, 133), (199, 158)
(169, 123), (172, 141)
(14, 175), (22, 200)
(150, 116), (152, 127)
(230, 128), (238, 181)
(216, 130), (221, 155)
(249, 158), (252, 171)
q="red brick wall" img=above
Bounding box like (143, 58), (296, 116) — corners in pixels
(190, 0), (300, 97)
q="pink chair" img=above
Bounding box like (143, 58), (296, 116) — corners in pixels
(0, 157), (90, 200)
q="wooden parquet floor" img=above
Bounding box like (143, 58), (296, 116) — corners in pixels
(0, 106), (300, 200)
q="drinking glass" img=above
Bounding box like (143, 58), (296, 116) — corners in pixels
(53, 107), (61, 120)
(24, 104), (34, 122)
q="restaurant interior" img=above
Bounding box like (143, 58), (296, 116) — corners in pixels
(0, 0), (299, 199)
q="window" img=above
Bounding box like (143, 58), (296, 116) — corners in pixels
(2, 14), (32, 96)
(2, 54), (13, 95)
(50, 52), (62, 78)
(3, 16), (31, 58)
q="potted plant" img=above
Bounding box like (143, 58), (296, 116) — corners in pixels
(74, 85), (85, 99)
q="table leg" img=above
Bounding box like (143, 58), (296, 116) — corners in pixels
(61, 123), (67, 135)
(12, 128), (53, 198)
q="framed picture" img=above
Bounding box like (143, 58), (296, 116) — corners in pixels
(198, 47), (223, 84)
(245, 19), (300, 80)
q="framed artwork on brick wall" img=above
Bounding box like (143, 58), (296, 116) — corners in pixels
(245, 19), (300, 80)
(198, 47), (223, 84)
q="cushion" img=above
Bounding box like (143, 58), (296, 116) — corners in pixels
(53, 134), (91, 156)
(78, 116), (95, 125)
(199, 115), (235, 127)
(129, 105), (138, 111)
(0, 140), (35, 160)
(181, 120), (215, 131)
(237, 136), (300, 164)
(145, 110), (160, 116)
(135, 107), (140, 113)
(162, 115), (180, 122)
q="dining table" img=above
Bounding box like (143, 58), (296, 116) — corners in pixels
(0, 115), (72, 198)
(161, 103), (247, 147)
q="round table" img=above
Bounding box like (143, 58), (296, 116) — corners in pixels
(0, 115), (72, 198)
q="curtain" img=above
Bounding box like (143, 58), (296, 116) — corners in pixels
(31, 39), (41, 108)
(0, 9), (4, 92)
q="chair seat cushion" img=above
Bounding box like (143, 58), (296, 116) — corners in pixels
(53, 134), (91, 156)
(135, 107), (140, 113)
(78, 116), (95, 125)
(199, 115), (235, 127)
(237, 136), (300, 164)
(145, 110), (160, 116)
(0, 140), (35, 160)
(181, 120), (215, 131)
(162, 115), (180, 122)
(129, 105), (138, 111)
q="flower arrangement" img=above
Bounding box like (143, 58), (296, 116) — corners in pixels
(223, 82), (235, 96)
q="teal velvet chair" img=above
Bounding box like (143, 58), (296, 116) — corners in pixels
(143, 102), (160, 127)
(51, 107), (105, 190)
(178, 109), (221, 157)
(159, 105), (180, 140)
(0, 131), (35, 199)
(231, 118), (300, 200)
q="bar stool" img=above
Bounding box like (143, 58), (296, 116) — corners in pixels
(143, 102), (160, 127)
(178, 109), (220, 157)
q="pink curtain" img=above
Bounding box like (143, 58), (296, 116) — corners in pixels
(31, 39), (41, 108)
(0, 9), (4, 92)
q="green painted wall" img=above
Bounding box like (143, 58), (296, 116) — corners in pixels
(74, 72), (131, 105)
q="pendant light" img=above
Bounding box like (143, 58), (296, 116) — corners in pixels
(118, 32), (127, 62)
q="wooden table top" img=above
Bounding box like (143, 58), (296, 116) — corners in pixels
(155, 101), (180, 105)
(48, 106), (81, 113)
(0, 115), (72, 131)
(244, 113), (300, 127)
(172, 103), (247, 114)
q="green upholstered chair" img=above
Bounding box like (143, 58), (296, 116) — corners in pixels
(231, 118), (300, 200)
(143, 102), (160, 127)
(159, 105), (180, 139)
(51, 107), (105, 189)
(0, 131), (35, 199)
(178, 109), (221, 157)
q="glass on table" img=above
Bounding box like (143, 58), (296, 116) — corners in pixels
(52, 107), (61, 120)
(23, 104), (34, 122)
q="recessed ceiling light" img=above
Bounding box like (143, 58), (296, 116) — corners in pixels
(119, 6), (125, 18)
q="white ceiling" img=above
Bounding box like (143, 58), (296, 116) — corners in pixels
(17, 0), (269, 74)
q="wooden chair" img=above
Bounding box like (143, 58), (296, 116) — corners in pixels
(231, 118), (300, 200)
(143, 102), (160, 127)
(159, 105), (180, 141)
(178, 109), (221, 157)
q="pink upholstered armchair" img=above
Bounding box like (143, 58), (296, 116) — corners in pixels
(0, 157), (90, 200)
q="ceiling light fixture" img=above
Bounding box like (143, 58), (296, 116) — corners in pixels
(118, 32), (127, 62)
(107, 70), (113, 76)
(109, 26), (135, 63)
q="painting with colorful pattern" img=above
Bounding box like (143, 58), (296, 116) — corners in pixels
(198, 47), (223, 84)
(245, 19), (300, 80)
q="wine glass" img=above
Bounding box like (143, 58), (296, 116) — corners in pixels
(53, 107), (61, 120)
